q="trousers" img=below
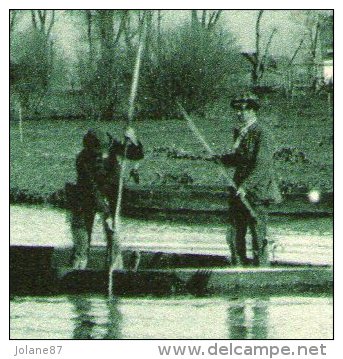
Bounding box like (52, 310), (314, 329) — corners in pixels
(226, 196), (269, 266)
(70, 207), (123, 270)
(65, 182), (122, 270)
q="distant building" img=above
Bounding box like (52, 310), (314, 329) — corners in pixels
(323, 59), (333, 85)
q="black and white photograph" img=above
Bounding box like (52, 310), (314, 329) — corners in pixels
(9, 8), (333, 340)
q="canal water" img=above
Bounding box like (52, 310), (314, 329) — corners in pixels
(10, 205), (333, 339)
(10, 295), (332, 339)
(10, 205), (333, 265)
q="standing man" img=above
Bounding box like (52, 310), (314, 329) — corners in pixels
(217, 94), (282, 266)
(66, 127), (144, 269)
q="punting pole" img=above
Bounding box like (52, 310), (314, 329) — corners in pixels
(108, 16), (146, 297)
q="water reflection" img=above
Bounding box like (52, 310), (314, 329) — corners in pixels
(104, 297), (122, 339)
(69, 296), (96, 339)
(69, 295), (269, 340)
(69, 296), (122, 339)
(10, 295), (332, 339)
(227, 299), (269, 339)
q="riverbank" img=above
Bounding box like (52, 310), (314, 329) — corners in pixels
(10, 94), (333, 214)
(10, 184), (333, 217)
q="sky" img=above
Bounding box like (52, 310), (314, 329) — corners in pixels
(13, 10), (332, 62)
(146, 10), (320, 56)
(162, 10), (300, 54)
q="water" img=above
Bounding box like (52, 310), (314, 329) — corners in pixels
(10, 295), (332, 339)
(10, 205), (333, 339)
(10, 205), (333, 265)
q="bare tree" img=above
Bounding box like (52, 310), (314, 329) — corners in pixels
(29, 10), (56, 86)
(302, 11), (329, 90)
(157, 10), (163, 50)
(80, 10), (139, 120)
(31, 10), (55, 42)
(288, 39), (305, 67)
(243, 10), (277, 87)
(122, 10), (148, 52)
(85, 10), (95, 66)
(291, 10), (333, 91)
(96, 10), (118, 120)
(191, 10), (223, 30)
(10, 10), (20, 33)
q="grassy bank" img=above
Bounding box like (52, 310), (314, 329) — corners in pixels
(10, 94), (333, 208)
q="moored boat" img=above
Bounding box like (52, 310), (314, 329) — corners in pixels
(10, 245), (332, 296)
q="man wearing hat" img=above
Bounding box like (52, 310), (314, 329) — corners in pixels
(66, 127), (144, 269)
(217, 94), (282, 266)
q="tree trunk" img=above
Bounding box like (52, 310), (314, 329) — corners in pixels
(157, 10), (162, 59)
(98, 10), (115, 121)
(10, 10), (18, 33)
(253, 10), (264, 87)
(191, 10), (199, 29)
(310, 21), (321, 92)
(85, 11), (95, 66)
(191, 10), (222, 30)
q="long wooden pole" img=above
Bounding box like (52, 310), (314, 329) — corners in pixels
(177, 102), (257, 220)
(114, 40), (145, 231)
(108, 18), (146, 297)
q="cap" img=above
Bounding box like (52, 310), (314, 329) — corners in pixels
(230, 93), (260, 111)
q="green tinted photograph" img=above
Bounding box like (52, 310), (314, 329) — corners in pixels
(10, 9), (333, 339)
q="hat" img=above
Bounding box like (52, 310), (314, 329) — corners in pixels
(230, 93), (260, 111)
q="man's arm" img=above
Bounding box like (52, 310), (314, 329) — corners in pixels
(126, 141), (144, 160)
(219, 152), (243, 166)
(208, 127), (257, 167)
(109, 127), (144, 160)
(109, 138), (144, 159)
(208, 150), (252, 167)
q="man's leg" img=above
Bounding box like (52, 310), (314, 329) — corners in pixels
(70, 210), (90, 269)
(84, 210), (95, 264)
(249, 205), (269, 266)
(226, 200), (249, 266)
(65, 183), (89, 269)
(102, 213), (123, 270)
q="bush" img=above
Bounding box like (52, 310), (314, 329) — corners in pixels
(139, 25), (243, 118)
(75, 42), (142, 120)
(11, 31), (52, 110)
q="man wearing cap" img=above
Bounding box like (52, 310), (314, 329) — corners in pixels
(217, 94), (282, 266)
(66, 127), (144, 269)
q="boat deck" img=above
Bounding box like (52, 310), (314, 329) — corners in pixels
(10, 245), (332, 296)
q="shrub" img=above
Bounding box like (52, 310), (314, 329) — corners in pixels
(139, 25), (243, 118)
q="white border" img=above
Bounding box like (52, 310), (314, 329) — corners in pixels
(3, 1), (339, 357)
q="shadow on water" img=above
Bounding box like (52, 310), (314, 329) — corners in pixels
(227, 299), (269, 339)
(68, 295), (122, 339)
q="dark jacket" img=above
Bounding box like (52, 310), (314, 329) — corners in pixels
(220, 122), (282, 204)
(75, 134), (144, 213)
